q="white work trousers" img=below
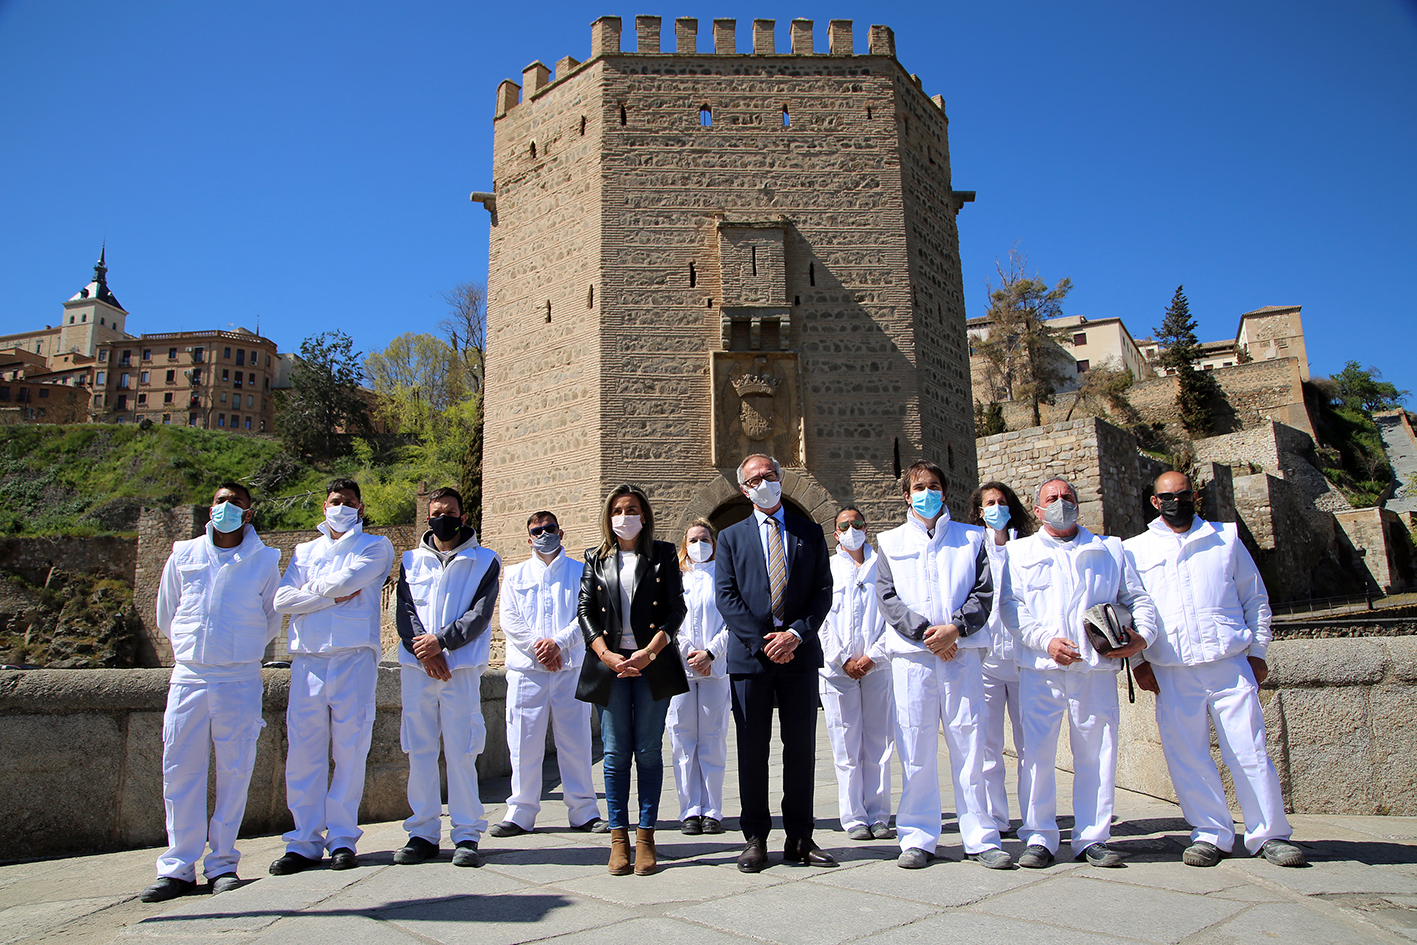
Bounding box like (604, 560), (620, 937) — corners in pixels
(503, 667), (599, 830)
(820, 669), (894, 831)
(1153, 655), (1292, 855)
(981, 670), (1030, 834)
(667, 674), (732, 821)
(402, 664), (487, 844)
(1020, 667), (1118, 858)
(283, 649), (378, 858)
(156, 676), (265, 881)
(891, 648), (1000, 855)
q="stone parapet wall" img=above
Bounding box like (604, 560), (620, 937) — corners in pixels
(0, 535), (136, 587)
(0, 665), (536, 859)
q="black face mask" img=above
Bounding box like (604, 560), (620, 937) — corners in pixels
(1157, 496), (1196, 528)
(429, 515), (462, 541)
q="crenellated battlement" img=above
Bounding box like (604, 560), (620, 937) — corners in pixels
(494, 15), (899, 118)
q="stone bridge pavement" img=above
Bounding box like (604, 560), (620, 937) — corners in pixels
(4, 715), (1417, 945)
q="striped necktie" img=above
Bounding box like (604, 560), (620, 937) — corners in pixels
(767, 516), (787, 623)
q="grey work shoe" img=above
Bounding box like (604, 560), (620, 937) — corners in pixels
(846, 824), (873, 841)
(870, 822), (896, 840)
(452, 841), (483, 868)
(967, 847), (1015, 870)
(573, 817), (610, 834)
(1260, 838), (1307, 868)
(488, 821), (528, 838)
(897, 847), (935, 869)
(1078, 843), (1124, 868)
(394, 837), (439, 865)
(1017, 844), (1055, 869)
(207, 873), (242, 895)
(1183, 840), (1225, 867)
(139, 877), (196, 903)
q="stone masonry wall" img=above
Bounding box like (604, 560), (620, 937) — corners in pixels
(0, 535), (136, 587)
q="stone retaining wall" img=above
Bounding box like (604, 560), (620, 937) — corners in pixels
(0, 665), (540, 859)
(0, 535), (137, 587)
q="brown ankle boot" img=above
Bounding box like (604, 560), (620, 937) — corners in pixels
(634, 827), (658, 875)
(608, 828), (632, 875)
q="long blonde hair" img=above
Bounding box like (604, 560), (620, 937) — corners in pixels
(597, 483), (655, 557)
(679, 518), (718, 571)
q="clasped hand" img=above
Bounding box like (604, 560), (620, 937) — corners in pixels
(763, 630), (798, 664)
(602, 648), (650, 678)
(687, 649), (713, 676)
(533, 638), (562, 672)
(924, 624), (959, 661)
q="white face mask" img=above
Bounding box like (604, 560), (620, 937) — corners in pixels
(745, 478), (783, 509)
(687, 539), (714, 563)
(325, 503), (359, 532)
(611, 514), (642, 540)
(836, 525), (866, 551)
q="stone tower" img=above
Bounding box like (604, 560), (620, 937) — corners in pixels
(478, 15), (977, 557)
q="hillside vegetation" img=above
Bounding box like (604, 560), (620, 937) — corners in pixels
(0, 424), (450, 535)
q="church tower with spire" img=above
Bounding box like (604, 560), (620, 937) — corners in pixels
(58, 244), (130, 356)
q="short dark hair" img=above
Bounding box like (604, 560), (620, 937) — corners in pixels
(526, 510), (558, 529)
(835, 504), (865, 524)
(326, 478), (361, 502)
(901, 461), (948, 495)
(429, 487), (464, 513)
(214, 481), (252, 504)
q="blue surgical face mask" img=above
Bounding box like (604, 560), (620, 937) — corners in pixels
(910, 487), (944, 519)
(210, 501), (245, 534)
(982, 504), (1011, 531)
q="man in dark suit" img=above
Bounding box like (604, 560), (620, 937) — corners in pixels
(715, 453), (836, 872)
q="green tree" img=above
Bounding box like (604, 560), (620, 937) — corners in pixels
(1154, 286), (1216, 437)
(1064, 358), (1138, 423)
(1331, 361), (1409, 414)
(365, 333), (469, 436)
(974, 399), (1007, 438)
(276, 331), (372, 461)
(974, 250), (1073, 428)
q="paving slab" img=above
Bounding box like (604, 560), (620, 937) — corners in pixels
(377, 887), (637, 945)
(477, 843), (620, 885)
(808, 857), (1061, 909)
(971, 874), (1247, 944)
(0, 899), (129, 945)
(1078, 859), (1252, 896)
(856, 910), (1141, 945)
(1194, 901), (1396, 944)
(669, 879), (938, 945)
(1226, 856), (1417, 895)
(552, 866), (783, 907)
(247, 914), (428, 945)
(532, 917), (762, 945)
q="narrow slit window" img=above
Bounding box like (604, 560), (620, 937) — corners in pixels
(781, 107), (790, 127)
(587, 285), (594, 308)
(809, 262), (816, 286)
(619, 104), (627, 125)
(529, 141), (537, 158)
(700, 106), (712, 127)
(689, 261), (697, 287)
(866, 105), (873, 119)
(580, 115), (586, 135)
(750, 246), (757, 276)
(545, 300), (552, 323)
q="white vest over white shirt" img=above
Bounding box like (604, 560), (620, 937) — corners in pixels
(157, 525), (282, 681)
(499, 549), (584, 674)
(875, 515), (990, 657)
(678, 562), (730, 679)
(277, 522), (395, 655)
(821, 544), (890, 678)
(400, 537), (501, 674)
(1123, 517), (1272, 667)
(980, 536), (1018, 677)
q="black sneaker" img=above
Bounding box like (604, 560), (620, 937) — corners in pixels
(1017, 844), (1055, 869)
(1078, 843), (1124, 868)
(394, 837), (439, 865)
(329, 847), (359, 870)
(268, 852), (320, 876)
(139, 877), (196, 903)
(452, 841), (482, 868)
(208, 873), (242, 895)
(488, 821), (528, 838)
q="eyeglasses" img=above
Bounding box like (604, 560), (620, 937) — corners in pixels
(1154, 492), (1193, 502)
(835, 521), (866, 532)
(529, 524), (558, 537)
(744, 473), (780, 488)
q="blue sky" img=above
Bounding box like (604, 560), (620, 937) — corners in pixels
(2, 0), (1414, 402)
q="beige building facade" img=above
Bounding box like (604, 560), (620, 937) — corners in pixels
(479, 15), (978, 554)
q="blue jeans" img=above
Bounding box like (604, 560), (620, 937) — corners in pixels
(598, 675), (671, 830)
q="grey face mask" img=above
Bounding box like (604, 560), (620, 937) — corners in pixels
(532, 531), (562, 555)
(1043, 498), (1079, 530)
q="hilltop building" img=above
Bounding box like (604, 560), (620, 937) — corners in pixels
(477, 15), (978, 555)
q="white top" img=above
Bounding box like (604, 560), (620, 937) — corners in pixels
(275, 521), (396, 655)
(499, 549), (584, 673)
(875, 514), (990, 657)
(1123, 517), (1272, 666)
(156, 524), (281, 684)
(821, 544), (889, 679)
(980, 534), (1019, 679)
(678, 561), (730, 680)
(397, 533), (501, 675)
(1002, 525), (1158, 673)
(617, 550), (640, 653)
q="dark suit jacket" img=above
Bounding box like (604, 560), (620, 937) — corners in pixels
(714, 509), (832, 675)
(575, 540), (689, 706)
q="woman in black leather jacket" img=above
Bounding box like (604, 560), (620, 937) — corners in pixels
(576, 483), (688, 877)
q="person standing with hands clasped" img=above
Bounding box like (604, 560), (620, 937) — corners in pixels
(1001, 476), (1156, 870)
(142, 482), (280, 903)
(667, 520), (732, 836)
(392, 487), (501, 868)
(820, 506), (896, 843)
(1124, 471), (1305, 868)
(576, 484), (689, 876)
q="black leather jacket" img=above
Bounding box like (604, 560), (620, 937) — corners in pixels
(575, 540), (689, 705)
